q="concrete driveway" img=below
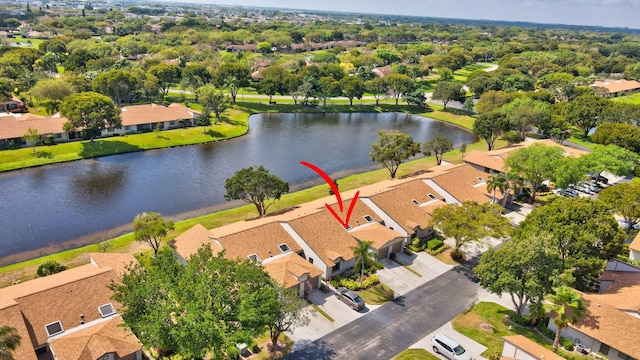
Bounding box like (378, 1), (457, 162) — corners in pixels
(413, 322), (488, 360)
(377, 251), (454, 296)
(289, 288), (381, 351)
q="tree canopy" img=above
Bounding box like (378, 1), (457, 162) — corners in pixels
(431, 201), (510, 254)
(224, 166), (289, 216)
(132, 212), (174, 255)
(111, 246), (299, 359)
(544, 286), (586, 352)
(598, 182), (640, 234)
(369, 129), (420, 179)
(60, 91), (121, 140)
(422, 136), (453, 165)
(504, 143), (565, 203)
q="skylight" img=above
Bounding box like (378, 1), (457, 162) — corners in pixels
(363, 215), (374, 222)
(45, 321), (64, 337)
(98, 303), (116, 318)
(248, 254), (262, 264)
(278, 243), (291, 253)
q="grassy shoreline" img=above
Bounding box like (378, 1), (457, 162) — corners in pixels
(0, 102), (473, 172)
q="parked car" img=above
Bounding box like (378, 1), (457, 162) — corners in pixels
(618, 219), (640, 231)
(561, 188), (579, 197)
(335, 287), (366, 311)
(589, 173), (609, 184)
(583, 181), (599, 193)
(576, 184), (593, 194)
(431, 333), (472, 360)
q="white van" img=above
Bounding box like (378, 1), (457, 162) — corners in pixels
(431, 333), (472, 360)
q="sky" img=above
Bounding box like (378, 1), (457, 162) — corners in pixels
(175, 0), (640, 29)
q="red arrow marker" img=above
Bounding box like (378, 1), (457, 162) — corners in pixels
(300, 161), (360, 228)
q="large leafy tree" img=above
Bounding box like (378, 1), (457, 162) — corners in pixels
(431, 201), (510, 254)
(317, 76), (341, 107)
(36, 260), (67, 277)
(475, 90), (516, 114)
(515, 197), (625, 290)
(258, 65), (289, 104)
(473, 110), (510, 151)
(599, 183), (640, 234)
(592, 122), (640, 153)
(475, 235), (563, 316)
(369, 129), (420, 179)
(29, 79), (74, 115)
(562, 94), (610, 138)
(111, 246), (283, 359)
(339, 76), (365, 105)
(504, 143), (565, 203)
(132, 212), (174, 255)
(580, 144), (640, 179)
(386, 74), (415, 106)
(365, 77), (389, 106)
(148, 63), (181, 95)
(60, 91), (121, 140)
(213, 63), (251, 103)
(224, 166), (289, 217)
(432, 81), (465, 110)
(196, 85), (231, 122)
(501, 98), (551, 141)
(544, 286), (586, 352)
(422, 136), (453, 165)
(0, 325), (21, 360)
(181, 64), (212, 92)
(92, 69), (140, 105)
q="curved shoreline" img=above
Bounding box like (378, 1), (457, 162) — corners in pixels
(0, 103), (474, 173)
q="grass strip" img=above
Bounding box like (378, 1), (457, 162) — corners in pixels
(392, 258), (423, 277)
(392, 348), (441, 360)
(308, 301), (335, 323)
(357, 283), (395, 305)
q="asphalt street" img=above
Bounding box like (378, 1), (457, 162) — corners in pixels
(285, 260), (481, 360)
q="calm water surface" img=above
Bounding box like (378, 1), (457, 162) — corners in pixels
(0, 112), (473, 264)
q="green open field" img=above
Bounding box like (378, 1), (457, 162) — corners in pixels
(611, 92), (640, 104)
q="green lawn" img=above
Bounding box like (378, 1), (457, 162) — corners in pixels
(358, 283), (395, 304)
(611, 92), (640, 104)
(452, 302), (588, 359)
(392, 348), (440, 360)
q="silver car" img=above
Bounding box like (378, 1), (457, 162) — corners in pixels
(335, 287), (366, 311)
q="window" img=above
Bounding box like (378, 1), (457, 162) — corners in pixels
(619, 352), (635, 360)
(278, 243), (291, 253)
(169, 121), (176, 126)
(45, 321), (64, 337)
(412, 199), (420, 205)
(332, 263), (340, 272)
(599, 343), (610, 356)
(98, 303), (116, 318)
(308, 257), (314, 264)
(363, 215), (374, 222)
(427, 193), (436, 200)
(125, 126), (132, 131)
(248, 254), (261, 264)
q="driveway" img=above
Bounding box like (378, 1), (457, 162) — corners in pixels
(414, 322), (488, 360)
(286, 266), (481, 360)
(377, 251), (453, 296)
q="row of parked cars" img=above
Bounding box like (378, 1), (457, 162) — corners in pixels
(556, 178), (604, 198)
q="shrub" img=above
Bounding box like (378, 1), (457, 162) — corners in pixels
(427, 239), (444, 251)
(511, 315), (532, 326)
(36, 260), (67, 277)
(450, 248), (464, 261)
(362, 274), (379, 289)
(226, 346), (240, 360)
(251, 343), (261, 354)
(537, 320), (555, 340)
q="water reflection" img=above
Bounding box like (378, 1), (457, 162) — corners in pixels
(0, 112), (473, 261)
(70, 161), (127, 206)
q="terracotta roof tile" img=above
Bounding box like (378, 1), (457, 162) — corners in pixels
(287, 210), (359, 267)
(366, 179), (444, 233)
(0, 113), (68, 140)
(171, 224), (224, 260)
(217, 222), (302, 262)
(349, 222), (405, 250)
(502, 335), (564, 360)
(120, 103), (196, 127)
(592, 79), (640, 94)
(630, 232), (640, 253)
(0, 254), (138, 355)
(426, 164), (492, 204)
(262, 253), (322, 289)
(48, 316), (141, 360)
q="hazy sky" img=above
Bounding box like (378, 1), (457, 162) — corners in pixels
(178, 0), (640, 29)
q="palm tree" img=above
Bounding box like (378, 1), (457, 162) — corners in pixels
(0, 325), (21, 360)
(543, 286), (586, 352)
(350, 238), (376, 286)
(486, 174), (505, 204)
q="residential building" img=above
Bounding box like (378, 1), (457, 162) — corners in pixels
(591, 79), (640, 98)
(630, 232), (640, 261)
(114, 103), (197, 134)
(547, 268), (640, 360)
(423, 164), (492, 205)
(501, 335), (564, 360)
(0, 253), (141, 360)
(463, 139), (587, 175)
(0, 113), (69, 147)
